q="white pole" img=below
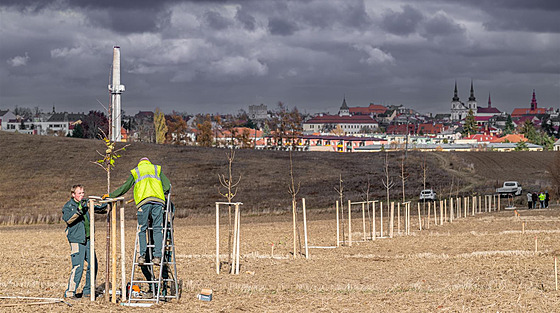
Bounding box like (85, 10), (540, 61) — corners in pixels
(336, 201), (340, 247)
(215, 203), (220, 274)
(120, 201), (126, 302)
(380, 201), (384, 237)
(231, 205), (239, 274)
(88, 199), (95, 302)
(372, 202), (377, 240)
(362, 202), (366, 241)
(235, 204), (241, 275)
(348, 200), (352, 246)
(302, 198), (309, 259)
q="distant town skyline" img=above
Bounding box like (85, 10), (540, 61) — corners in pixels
(1, 0), (559, 115)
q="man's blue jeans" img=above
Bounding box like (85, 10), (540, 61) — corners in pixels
(137, 203), (163, 258)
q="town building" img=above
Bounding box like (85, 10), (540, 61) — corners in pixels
(511, 90), (552, 117)
(248, 104), (268, 121)
(303, 98), (379, 135)
(451, 81), (477, 121)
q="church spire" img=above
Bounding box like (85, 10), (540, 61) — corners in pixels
(340, 96), (349, 110)
(487, 93), (491, 108)
(530, 89), (537, 110)
(468, 80), (476, 101)
(452, 81), (460, 101)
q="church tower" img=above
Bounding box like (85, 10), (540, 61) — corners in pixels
(451, 81), (462, 120)
(338, 96), (350, 117)
(467, 80), (477, 112)
(530, 89), (537, 110)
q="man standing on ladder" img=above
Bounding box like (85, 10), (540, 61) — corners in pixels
(108, 157), (170, 265)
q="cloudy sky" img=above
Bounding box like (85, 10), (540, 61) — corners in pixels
(1, 0), (558, 116)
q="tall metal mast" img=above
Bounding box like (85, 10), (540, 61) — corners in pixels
(109, 46), (125, 142)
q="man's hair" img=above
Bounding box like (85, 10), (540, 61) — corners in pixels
(71, 184), (84, 195)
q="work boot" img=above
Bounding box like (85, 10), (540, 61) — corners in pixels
(152, 257), (161, 265)
(137, 255), (146, 265)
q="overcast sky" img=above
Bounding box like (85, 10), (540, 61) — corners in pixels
(1, 0), (559, 116)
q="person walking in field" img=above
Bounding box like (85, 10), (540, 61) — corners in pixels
(527, 192), (532, 209)
(62, 184), (106, 299)
(532, 192), (538, 209)
(539, 191), (546, 209)
(545, 191), (550, 208)
(109, 157), (170, 266)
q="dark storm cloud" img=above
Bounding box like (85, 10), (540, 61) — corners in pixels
(295, 1), (372, 29)
(268, 17), (298, 36)
(203, 10), (232, 30)
(0, 0), (558, 115)
(422, 11), (465, 38)
(235, 7), (256, 31)
(381, 5), (424, 36)
(425, 0), (560, 33)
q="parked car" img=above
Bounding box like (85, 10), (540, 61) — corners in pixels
(419, 189), (437, 201)
(496, 181), (522, 196)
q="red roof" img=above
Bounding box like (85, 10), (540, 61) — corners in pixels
(477, 107), (501, 114)
(511, 108), (547, 117)
(417, 123), (444, 134)
(305, 115), (378, 124)
(474, 116), (492, 121)
(491, 134), (527, 143)
(349, 104), (387, 115)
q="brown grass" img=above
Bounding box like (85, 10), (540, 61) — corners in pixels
(1, 207), (559, 311)
(0, 131), (557, 224)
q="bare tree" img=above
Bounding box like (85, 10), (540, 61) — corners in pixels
(382, 152), (395, 206)
(360, 176), (372, 239)
(399, 154), (409, 203)
(420, 154), (428, 215)
(218, 148), (241, 272)
(288, 150), (302, 258)
(334, 173), (345, 245)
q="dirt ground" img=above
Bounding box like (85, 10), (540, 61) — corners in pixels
(1, 205), (560, 312)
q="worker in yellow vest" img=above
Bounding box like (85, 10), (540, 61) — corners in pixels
(109, 157), (170, 265)
(538, 192), (546, 209)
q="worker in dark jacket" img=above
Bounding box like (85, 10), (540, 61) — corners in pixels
(62, 184), (106, 299)
(109, 157), (170, 266)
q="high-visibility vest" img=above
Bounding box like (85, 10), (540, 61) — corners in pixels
(131, 160), (165, 205)
(539, 193), (546, 201)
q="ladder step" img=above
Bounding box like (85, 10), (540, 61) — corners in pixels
(131, 280), (160, 283)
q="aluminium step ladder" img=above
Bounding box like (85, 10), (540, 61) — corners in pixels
(126, 191), (180, 306)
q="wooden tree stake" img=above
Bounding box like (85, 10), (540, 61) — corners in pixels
(336, 201), (340, 247)
(88, 199), (96, 302)
(119, 201), (126, 302)
(417, 202), (422, 231)
(348, 200), (352, 246)
(215, 203), (220, 274)
(389, 202), (394, 238)
(302, 198), (309, 259)
(372, 201), (377, 240)
(362, 202), (366, 241)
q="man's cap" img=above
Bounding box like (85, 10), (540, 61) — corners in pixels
(140, 157), (150, 162)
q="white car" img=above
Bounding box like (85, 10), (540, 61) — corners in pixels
(420, 189), (437, 201)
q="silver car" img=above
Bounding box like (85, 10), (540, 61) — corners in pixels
(420, 189), (437, 201)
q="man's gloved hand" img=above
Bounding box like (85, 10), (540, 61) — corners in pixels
(102, 194), (109, 200)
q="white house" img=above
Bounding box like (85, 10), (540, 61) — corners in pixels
(0, 110), (16, 130)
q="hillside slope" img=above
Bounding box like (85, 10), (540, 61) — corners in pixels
(0, 132), (556, 221)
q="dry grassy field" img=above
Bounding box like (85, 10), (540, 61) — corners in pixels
(1, 206), (560, 312)
(1, 131), (559, 311)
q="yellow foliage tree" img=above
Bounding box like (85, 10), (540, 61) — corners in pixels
(154, 108), (168, 144)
